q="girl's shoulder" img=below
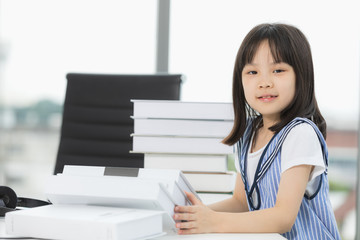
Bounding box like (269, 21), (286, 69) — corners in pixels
(277, 117), (327, 152)
(287, 121), (317, 138)
(281, 118), (327, 161)
(282, 123), (321, 153)
(283, 117), (323, 138)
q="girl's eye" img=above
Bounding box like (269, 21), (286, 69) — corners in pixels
(273, 69), (285, 73)
(248, 70), (257, 75)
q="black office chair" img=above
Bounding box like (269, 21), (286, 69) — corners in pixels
(54, 73), (182, 174)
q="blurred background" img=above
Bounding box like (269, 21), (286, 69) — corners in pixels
(0, 1), (359, 239)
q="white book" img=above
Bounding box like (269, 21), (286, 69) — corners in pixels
(5, 205), (165, 240)
(131, 100), (234, 120)
(144, 153), (228, 173)
(131, 135), (233, 154)
(137, 168), (200, 202)
(45, 175), (177, 232)
(133, 118), (234, 137)
(62, 165), (197, 206)
(183, 172), (236, 193)
(62, 165), (200, 204)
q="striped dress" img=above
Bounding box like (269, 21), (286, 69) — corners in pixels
(236, 117), (341, 239)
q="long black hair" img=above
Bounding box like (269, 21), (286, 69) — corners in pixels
(223, 23), (326, 145)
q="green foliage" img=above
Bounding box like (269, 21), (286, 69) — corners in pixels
(329, 180), (352, 192)
(227, 154), (236, 172)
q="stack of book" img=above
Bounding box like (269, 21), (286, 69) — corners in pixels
(131, 100), (236, 193)
(5, 165), (198, 240)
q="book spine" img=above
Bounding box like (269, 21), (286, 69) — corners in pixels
(183, 172), (236, 193)
(6, 213), (109, 240)
(133, 118), (233, 137)
(5, 206), (165, 240)
(132, 101), (234, 120)
(144, 153), (228, 172)
(132, 135), (233, 154)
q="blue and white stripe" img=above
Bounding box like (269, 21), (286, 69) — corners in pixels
(237, 117), (340, 239)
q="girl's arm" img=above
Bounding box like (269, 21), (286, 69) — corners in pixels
(174, 164), (312, 234)
(207, 173), (249, 213)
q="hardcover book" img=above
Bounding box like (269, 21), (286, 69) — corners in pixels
(45, 174), (177, 231)
(131, 100), (234, 120)
(5, 205), (165, 240)
(133, 118), (233, 137)
(183, 172), (236, 193)
(144, 153), (228, 173)
(131, 135), (233, 154)
(61, 165), (199, 205)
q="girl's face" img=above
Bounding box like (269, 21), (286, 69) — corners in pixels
(242, 40), (296, 123)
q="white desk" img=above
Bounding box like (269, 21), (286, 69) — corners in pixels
(0, 218), (285, 240)
(155, 233), (285, 240)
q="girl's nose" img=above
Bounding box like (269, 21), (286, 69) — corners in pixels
(258, 79), (274, 88)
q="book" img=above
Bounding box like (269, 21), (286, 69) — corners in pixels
(5, 204), (165, 240)
(144, 153), (228, 172)
(136, 168), (200, 202)
(131, 135), (233, 154)
(183, 172), (236, 193)
(131, 100), (234, 120)
(133, 118), (233, 137)
(61, 165), (199, 205)
(198, 193), (233, 205)
(45, 174), (177, 232)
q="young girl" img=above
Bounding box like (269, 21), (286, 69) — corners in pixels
(173, 23), (341, 239)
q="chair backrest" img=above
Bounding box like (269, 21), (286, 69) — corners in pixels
(54, 73), (182, 174)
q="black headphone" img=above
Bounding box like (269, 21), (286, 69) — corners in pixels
(0, 186), (51, 217)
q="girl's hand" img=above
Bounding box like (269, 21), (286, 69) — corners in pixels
(173, 191), (217, 234)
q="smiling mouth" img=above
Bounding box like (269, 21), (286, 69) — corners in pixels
(258, 95), (278, 101)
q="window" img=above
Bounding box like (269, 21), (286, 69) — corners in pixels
(0, 0), (157, 197)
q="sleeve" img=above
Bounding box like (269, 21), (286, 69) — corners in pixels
(280, 123), (326, 182)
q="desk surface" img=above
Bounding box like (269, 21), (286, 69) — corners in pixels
(156, 233), (285, 240)
(0, 218), (285, 240)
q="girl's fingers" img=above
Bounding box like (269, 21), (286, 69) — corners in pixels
(184, 191), (202, 205)
(174, 205), (196, 213)
(176, 220), (196, 229)
(178, 228), (198, 235)
(174, 212), (196, 221)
